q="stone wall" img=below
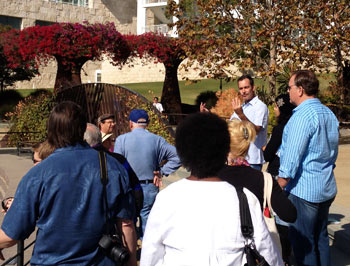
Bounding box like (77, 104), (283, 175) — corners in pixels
(0, 0), (138, 89)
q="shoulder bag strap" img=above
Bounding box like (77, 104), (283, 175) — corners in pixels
(98, 150), (111, 221)
(235, 186), (254, 239)
(262, 171), (274, 213)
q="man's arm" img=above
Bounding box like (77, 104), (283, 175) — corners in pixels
(0, 229), (18, 260)
(279, 114), (313, 182)
(158, 140), (181, 176)
(232, 97), (263, 133)
(114, 136), (125, 155)
(117, 218), (137, 266)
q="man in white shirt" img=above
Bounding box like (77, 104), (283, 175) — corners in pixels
(153, 97), (163, 113)
(231, 74), (269, 170)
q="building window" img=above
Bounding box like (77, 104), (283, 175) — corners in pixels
(96, 70), (102, 83)
(0, 15), (22, 30)
(35, 20), (56, 27)
(49, 0), (89, 7)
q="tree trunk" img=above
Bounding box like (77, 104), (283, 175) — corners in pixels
(161, 60), (182, 123)
(54, 57), (86, 93)
(335, 42), (345, 104)
(343, 61), (350, 105)
(269, 35), (277, 98)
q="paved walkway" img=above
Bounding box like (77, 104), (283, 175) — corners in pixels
(0, 145), (349, 265)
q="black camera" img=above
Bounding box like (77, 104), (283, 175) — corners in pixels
(99, 233), (130, 265)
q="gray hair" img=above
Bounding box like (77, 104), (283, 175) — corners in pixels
(84, 123), (102, 146)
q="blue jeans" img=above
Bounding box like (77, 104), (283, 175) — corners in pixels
(288, 193), (334, 266)
(139, 183), (159, 239)
(250, 164), (262, 171)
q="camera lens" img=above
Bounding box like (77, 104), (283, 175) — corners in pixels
(110, 246), (130, 264)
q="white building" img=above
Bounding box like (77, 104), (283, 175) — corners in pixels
(137, 0), (177, 37)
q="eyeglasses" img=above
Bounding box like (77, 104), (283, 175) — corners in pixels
(33, 158), (41, 164)
(2, 197), (14, 212)
(103, 120), (116, 124)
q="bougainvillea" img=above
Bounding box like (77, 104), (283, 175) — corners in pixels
(0, 26), (38, 91)
(125, 33), (187, 116)
(2, 22), (130, 91)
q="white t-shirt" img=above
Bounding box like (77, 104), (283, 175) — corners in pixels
(230, 96), (269, 164)
(140, 178), (282, 266)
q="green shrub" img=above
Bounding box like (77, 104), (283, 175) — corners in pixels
(267, 105), (277, 137)
(117, 91), (174, 144)
(0, 90), (24, 120)
(6, 91), (55, 146)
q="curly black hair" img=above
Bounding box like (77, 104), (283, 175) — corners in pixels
(175, 112), (230, 178)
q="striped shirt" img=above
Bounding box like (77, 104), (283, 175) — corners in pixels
(279, 98), (339, 203)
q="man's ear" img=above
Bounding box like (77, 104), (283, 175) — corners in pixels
(298, 86), (304, 97)
(129, 121), (133, 130)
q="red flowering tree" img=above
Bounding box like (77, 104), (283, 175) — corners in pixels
(0, 26), (38, 92)
(126, 33), (186, 115)
(2, 22), (130, 92)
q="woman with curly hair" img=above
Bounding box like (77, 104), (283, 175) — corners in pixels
(140, 112), (282, 266)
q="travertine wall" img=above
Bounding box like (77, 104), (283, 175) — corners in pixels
(101, 58), (207, 84)
(0, 0), (139, 89)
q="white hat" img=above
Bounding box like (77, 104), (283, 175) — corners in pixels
(101, 132), (113, 143)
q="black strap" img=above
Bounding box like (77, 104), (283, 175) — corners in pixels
(235, 186), (254, 239)
(98, 151), (111, 221)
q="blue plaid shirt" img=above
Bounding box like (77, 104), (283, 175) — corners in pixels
(279, 98), (339, 203)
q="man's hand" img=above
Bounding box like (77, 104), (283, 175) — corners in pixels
(199, 102), (209, 113)
(232, 97), (243, 116)
(277, 177), (290, 189)
(153, 171), (162, 187)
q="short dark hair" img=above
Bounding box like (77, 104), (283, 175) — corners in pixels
(175, 112), (230, 178)
(293, 70), (319, 96)
(48, 101), (87, 149)
(237, 74), (254, 87)
(154, 97), (159, 101)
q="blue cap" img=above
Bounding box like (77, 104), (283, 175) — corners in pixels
(129, 109), (149, 124)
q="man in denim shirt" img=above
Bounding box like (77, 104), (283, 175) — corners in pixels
(278, 70), (339, 266)
(114, 109), (181, 239)
(0, 102), (137, 266)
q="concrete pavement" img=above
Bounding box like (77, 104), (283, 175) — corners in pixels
(0, 145), (349, 265)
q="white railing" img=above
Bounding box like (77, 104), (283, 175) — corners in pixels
(144, 0), (168, 4)
(49, 0), (89, 7)
(144, 24), (171, 36)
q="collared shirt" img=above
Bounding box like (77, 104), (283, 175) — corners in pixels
(230, 96), (269, 164)
(279, 98), (339, 203)
(153, 102), (164, 113)
(114, 128), (181, 180)
(2, 143), (134, 265)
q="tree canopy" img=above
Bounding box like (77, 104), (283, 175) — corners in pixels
(169, 0), (350, 100)
(2, 22), (130, 92)
(126, 32), (187, 115)
(0, 26), (38, 92)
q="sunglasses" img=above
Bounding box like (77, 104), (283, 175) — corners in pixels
(2, 197), (14, 212)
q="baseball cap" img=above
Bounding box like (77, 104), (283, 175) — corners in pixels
(129, 109), (149, 124)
